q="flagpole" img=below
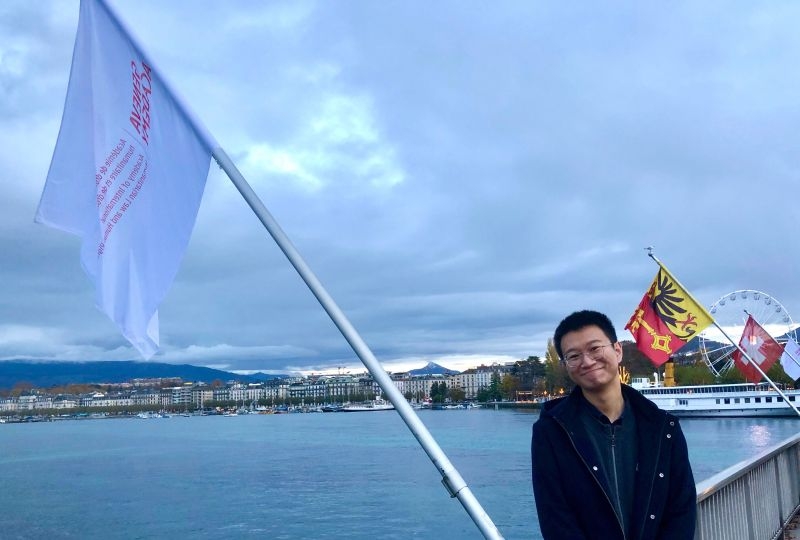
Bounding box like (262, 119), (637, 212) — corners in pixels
(213, 149), (504, 539)
(647, 249), (800, 418)
(95, 2), (503, 537)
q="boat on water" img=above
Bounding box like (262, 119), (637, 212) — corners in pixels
(136, 412), (163, 419)
(631, 376), (800, 418)
(441, 402), (482, 410)
(341, 399), (395, 412)
(320, 405), (343, 412)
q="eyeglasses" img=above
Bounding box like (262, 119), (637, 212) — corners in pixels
(562, 343), (614, 367)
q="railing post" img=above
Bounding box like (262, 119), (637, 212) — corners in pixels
(743, 475), (756, 540)
(775, 455), (785, 526)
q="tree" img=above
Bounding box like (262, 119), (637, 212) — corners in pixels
(764, 362), (793, 385)
(544, 339), (572, 396)
(430, 381), (448, 403)
(448, 386), (466, 402)
(619, 341), (659, 378)
(674, 363), (716, 385)
(717, 367), (746, 384)
(486, 372), (502, 401)
(511, 356), (546, 391)
(500, 374), (519, 401)
(10, 381), (34, 398)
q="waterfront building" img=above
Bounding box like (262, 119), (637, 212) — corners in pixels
(245, 384), (265, 403)
(81, 392), (104, 407)
(170, 386), (193, 407)
(390, 373), (448, 400)
(449, 365), (501, 399)
(212, 387), (230, 402)
(229, 383), (247, 402)
(16, 394), (53, 410)
(262, 382), (282, 402)
(93, 394), (133, 408)
(52, 396), (79, 409)
(318, 375), (354, 400)
(131, 391), (160, 406)
(18, 396), (31, 410)
(192, 387), (213, 409)
(0, 397), (16, 412)
(357, 375), (380, 398)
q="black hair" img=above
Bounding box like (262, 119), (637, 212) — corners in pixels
(553, 310), (618, 359)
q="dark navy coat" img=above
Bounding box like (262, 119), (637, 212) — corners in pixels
(531, 384), (696, 540)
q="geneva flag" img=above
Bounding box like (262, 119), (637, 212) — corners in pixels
(35, 0), (213, 358)
(625, 264), (713, 366)
(732, 315), (784, 384)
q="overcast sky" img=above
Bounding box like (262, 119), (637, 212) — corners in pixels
(2, 1), (800, 375)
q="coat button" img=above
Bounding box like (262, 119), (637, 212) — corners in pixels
(592, 466), (598, 471)
(650, 515), (655, 520)
(659, 473), (664, 478)
(666, 434), (672, 439)
(670, 421), (675, 426)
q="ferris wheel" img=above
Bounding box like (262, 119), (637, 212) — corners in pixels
(700, 289), (798, 376)
(699, 290), (797, 377)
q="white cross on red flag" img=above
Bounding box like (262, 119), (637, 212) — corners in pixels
(732, 315), (784, 383)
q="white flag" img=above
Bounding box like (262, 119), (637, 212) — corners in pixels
(35, 0), (214, 358)
(780, 337), (800, 381)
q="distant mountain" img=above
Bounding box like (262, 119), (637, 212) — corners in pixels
(0, 360), (265, 390)
(407, 362), (460, 376)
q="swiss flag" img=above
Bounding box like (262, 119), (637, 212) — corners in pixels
(732, 315), (784, 383)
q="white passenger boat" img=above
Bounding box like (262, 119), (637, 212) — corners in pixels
(631, 377), (800, 418)
(341, 399), (395, 412)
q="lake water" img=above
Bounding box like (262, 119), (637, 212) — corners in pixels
(0, 409), (797, 539)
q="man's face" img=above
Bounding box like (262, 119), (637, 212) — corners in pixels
(560, 324), (622, 393)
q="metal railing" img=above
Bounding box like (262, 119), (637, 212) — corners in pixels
(695, 431), (800, 540)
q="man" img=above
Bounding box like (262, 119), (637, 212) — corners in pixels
(531, 310), (696, 540)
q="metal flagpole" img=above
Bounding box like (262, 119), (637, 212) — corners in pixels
(213, 149), (504, 539)
(96, 2), (504, 537)
(647, 250), (800, 418)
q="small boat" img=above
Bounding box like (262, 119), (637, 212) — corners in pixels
(341, 399), (395, 412)
(320, 405), (343, 413)
(136, 412), (162, 419)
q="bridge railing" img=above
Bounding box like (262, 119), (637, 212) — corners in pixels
(695, 431), (800, 540)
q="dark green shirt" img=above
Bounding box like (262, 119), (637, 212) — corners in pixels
(579, 396), (638, 539)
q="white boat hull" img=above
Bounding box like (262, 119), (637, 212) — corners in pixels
(633, 381), (800, 418)
(341, 402), (394, 412)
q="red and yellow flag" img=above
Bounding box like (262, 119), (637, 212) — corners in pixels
(625, 264), (714, 366)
